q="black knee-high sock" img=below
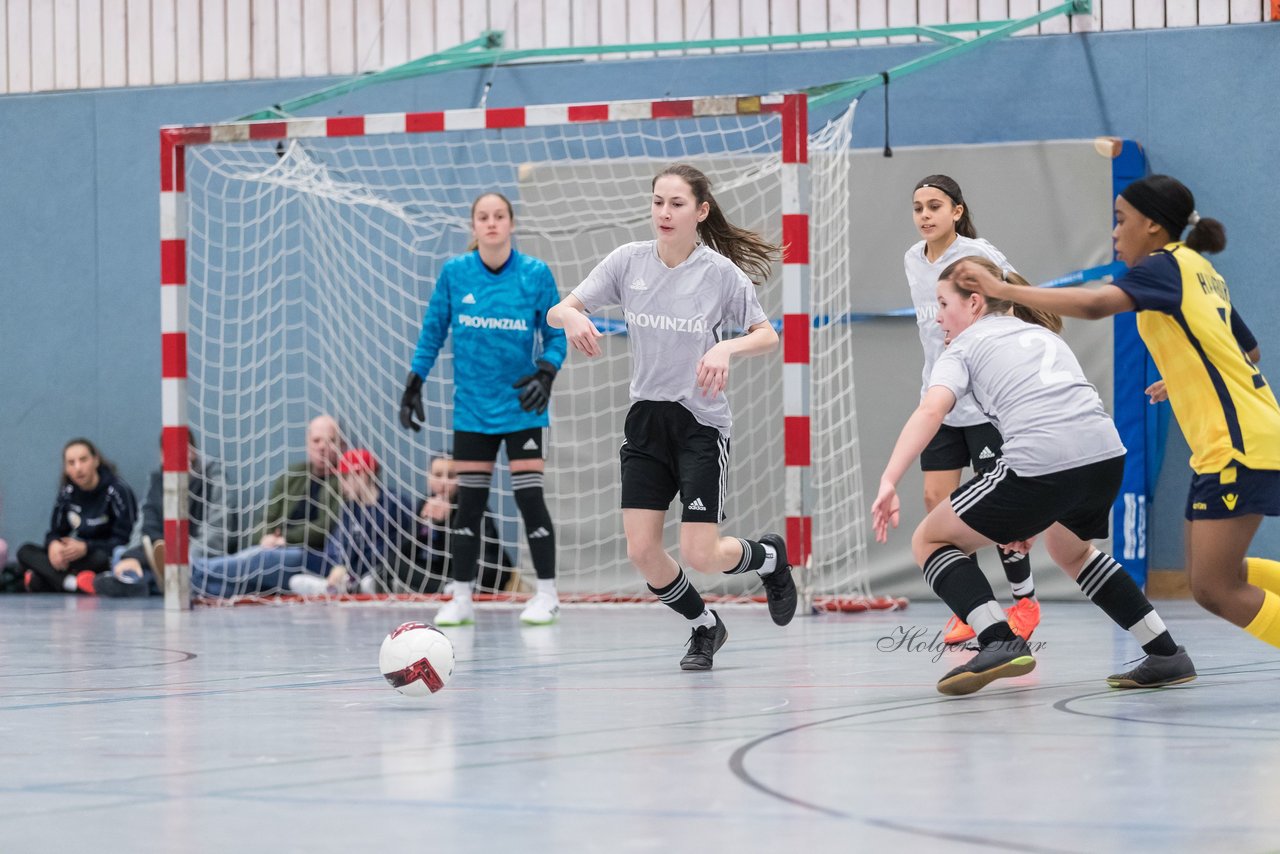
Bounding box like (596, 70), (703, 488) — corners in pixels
(1000, 547), (1035, 599)
(1077, 550), (1177, 656)
(924, 546), (1015, 644)
(648, 568), (707, 620)
(512, 471), (556, 580)
(450, 472), (491, 585)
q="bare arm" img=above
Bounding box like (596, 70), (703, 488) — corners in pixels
(953, 260), (1137, 320)
(871, 386), (956, 543)
(696, 321), (778, 397)
(548, 295), (605, 358)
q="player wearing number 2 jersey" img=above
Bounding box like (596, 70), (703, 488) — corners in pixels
(953, 173), (1280, 659)
(873, 255), (1194, 696)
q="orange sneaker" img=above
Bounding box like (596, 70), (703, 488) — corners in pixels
(942, 614), (976, 644)
(1006, 597), (1041, 641)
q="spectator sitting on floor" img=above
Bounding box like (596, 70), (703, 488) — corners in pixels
(190, 414), (343, 598)
(90, 433), (229, 598)
(17, 438), (138, 593)
(287, 448), (417, 596)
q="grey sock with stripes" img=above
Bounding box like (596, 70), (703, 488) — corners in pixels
(924, 546), (1015, 644)
(648, 568), (713, 626)
(1077, 549), (1177, 656)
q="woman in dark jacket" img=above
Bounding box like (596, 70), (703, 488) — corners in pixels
(18, 438), (137, 593)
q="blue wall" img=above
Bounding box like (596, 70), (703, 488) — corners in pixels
(1, 23), (1277, 569)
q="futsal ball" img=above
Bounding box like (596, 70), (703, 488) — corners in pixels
(379, 622), (455, 696)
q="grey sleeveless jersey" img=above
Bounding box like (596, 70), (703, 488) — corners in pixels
(571, 241), (768, 437)
(929, 315), (1125, 476)
(904, 236), (1013, 427)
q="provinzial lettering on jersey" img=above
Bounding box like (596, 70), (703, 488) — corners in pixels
(457, 314), (530, 331)
(624, 310), (710, 333)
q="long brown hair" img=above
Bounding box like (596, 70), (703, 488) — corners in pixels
(939, 256), (1063, 333)
(652, 164), (780, 285)
(465, 192), (514, 252)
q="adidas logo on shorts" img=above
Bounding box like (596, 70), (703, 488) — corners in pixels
(687, 497), (707, 511)
(522, 437), (539, 451)
(978, 446), (995, 460)
(462, 293), (477, 304)
(528, 526), (551, 538)
(452, 526), (474, 537)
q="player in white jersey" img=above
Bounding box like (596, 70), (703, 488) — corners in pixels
(873, 256), (1195, 695)
(548, 163), (798, 671)
(906, 174), (1041, 645)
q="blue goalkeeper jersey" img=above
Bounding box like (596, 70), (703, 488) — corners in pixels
(410, 249), (567, 434)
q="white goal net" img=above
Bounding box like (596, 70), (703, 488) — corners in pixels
(173, 96), (883, 609)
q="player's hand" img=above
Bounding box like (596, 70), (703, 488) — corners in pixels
(513, 360), (557, 414)
(696, 343), (732, 397)
(47, 540), (68, 570)
(564, 312), (604, 358)
(951, 259), (1002, 297)
(260, 532), (286, 549)
(871, 481), (900, 544)
(326, 565), (350, 592)
(1145, 379), (1168, 404)
(399, 371), (426, 431)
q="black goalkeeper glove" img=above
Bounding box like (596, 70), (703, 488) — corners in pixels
(399, 371), (425, 431)
(513, 360), (558, 415)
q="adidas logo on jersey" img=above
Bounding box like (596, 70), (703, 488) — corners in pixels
(687, 497), (707, 511)
(978, 446), (995, 460)
(452, 526), (475, 537)
(462, 293), (477, 304)
(528, 526), (551, 539)
(522, 437), (539, 451)
(630, 277), (649, 291)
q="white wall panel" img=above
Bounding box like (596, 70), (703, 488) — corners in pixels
(3, 0), (1274, 94)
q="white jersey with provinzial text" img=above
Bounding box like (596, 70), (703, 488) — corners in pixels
(904, 235), (1013, 427)
(929, 314), (1125, 477)
(571, 241), (769, 437)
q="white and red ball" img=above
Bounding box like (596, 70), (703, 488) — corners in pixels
(379, 622), (455, 696)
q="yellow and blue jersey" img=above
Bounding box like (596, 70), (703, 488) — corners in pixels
(1113, 244), (1280, 474)
(411, 250), (567, 434)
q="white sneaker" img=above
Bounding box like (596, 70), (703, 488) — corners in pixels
(519, 592), (560, 625)
(436, 595), (475, 626)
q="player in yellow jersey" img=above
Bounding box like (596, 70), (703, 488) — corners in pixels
(951, 175), (1280, 670)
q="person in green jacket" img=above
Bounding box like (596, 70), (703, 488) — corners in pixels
(191, 415), (343, 597)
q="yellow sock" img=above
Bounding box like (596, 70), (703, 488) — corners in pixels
(1246, 557), (1280, 595)
(1244, 589), (1280, 649)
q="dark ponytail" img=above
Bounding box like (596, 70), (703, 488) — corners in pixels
(1120, 174), (1226, 255)
(653, 164), (781, 285)
(914, 174), (976, 239)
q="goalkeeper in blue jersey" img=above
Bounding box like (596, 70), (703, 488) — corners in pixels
(399, 192), (567, 626)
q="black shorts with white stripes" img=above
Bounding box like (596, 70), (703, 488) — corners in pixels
(949, 454), (1126, 543)
(620, 401), (728, 523)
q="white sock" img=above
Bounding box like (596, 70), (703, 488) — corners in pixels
(757, 544), (778, 576)
(536, 578), (558, 600)
(448, 581), (474, 602)
(288, 574), (328, 595)
(691, 609), (717, 630)
(62, 574), (79, 592)
(1010, 578), (1036, 599)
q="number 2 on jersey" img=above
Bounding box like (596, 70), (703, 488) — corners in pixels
(1019, 331), (1076, 386)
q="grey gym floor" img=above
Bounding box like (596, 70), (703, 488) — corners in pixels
(1, 596), (1277, 853)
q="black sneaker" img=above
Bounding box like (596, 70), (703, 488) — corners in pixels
(94, 572), (151, 598)
(937, 636), (1036, 696)
(680, 611), (728, 671)
(757, 533), (797, 626)
(1107, 645), (1197, 688)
